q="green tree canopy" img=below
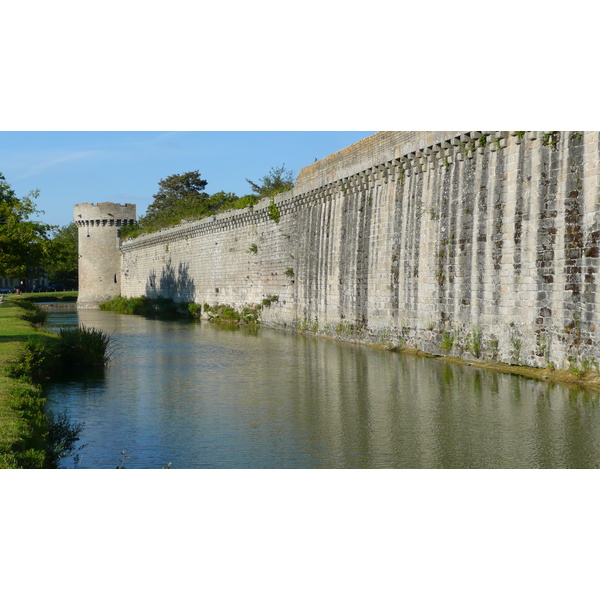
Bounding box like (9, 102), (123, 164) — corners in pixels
(0, 173), (52, 277)
(121, 166), (289, 240)
(246, 164), (295, 198)
(43, 222), (78, 285)
(143, 170), (209, 227)
(205, 191), (240, 213)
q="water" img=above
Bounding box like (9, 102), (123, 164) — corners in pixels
(45, 308), (600, 468)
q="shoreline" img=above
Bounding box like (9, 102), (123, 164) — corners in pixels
(287, 328), (600, 393)
(391, 347), (600, 390)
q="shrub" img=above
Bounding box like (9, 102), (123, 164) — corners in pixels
(7, 339), (56, 381)
(13, 299), (48, 327)
(101, 295), (202, 320)
(99, 295), (135, 314)
(47, 410), (87, 467)
(5, 385), (49, 467)
(202, 302), (263, 325)
(186, 302), (201, 319)
(509, 326), (522, 364)
(55, 325), (114, 369)
(260, 295), (279, 308)
(441, 331), (454, 354)
(11, 325), (114, 380)
(267, 200), (281, 223)
(466, 326), (482, 358)
(7, 394), (86, 468)
(568, 356), (589, 379)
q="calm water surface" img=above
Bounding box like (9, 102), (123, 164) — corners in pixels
(46, 308), (600, 468)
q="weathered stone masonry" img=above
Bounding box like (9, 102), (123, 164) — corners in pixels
(75, 202), (136, 308)
(77, 131), (600, 370)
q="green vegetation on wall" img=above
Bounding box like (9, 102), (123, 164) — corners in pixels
(100, 295), (281, 326)
(99, 295), (202, 320)
(246, 164), (294, 198)
(268, 200), (281, 224)
(121, 164), (293, 239)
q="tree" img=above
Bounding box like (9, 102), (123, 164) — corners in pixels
(144, 170), (209, 226)
(43, 222), (78, 285)
(234, 194), (259, 209)
(0, 173), (52, 277)
(121, 170), (266, 240)
(206, 191), (239, 213)
(246, 164), (295, 198)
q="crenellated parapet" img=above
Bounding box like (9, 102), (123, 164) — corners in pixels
(74, 202), (136, 229)
(75, 202), (136, 308)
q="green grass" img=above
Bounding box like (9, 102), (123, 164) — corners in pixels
(100, 295), (200, 319)
(202, 301), (277, 325)
(54, 326), (114, 369)
(0, 299), (57, 467)
(267, 199), (281, 223)
(12, 299), (49, 326)
(5, 291), (78, 302)
(101, 295), (279, 327)
(0, 298), (98, 467)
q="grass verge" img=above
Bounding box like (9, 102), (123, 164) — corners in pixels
(1, 298), (100, 467)
(0, 299), (58, 467)
(2, 291), (78, 303)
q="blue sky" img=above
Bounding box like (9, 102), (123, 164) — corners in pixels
(0, 131), (375, 229)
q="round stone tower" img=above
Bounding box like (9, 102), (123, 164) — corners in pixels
(74, 202), (136, 308)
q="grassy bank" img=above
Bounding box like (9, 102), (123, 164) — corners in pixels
(0, 299), (58, 467)
(3, 291), (78, 303)
(0, 298), (105, 468)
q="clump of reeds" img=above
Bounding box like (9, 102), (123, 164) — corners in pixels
(55, 325), (114, 368)
(9, 325), (114, 382)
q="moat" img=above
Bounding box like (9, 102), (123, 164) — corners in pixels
(47, 308), (600, 468)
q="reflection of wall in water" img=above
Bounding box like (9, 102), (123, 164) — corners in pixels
(72, 309), (600, 468)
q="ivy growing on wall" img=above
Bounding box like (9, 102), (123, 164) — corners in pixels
(268, 200), (281, 224)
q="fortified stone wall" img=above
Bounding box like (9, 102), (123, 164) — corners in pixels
(120, 193), (299, 320)
(75, 202), (136, 308)
(119, 131), (600, 371)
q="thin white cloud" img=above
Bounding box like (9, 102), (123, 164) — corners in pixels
(16, 150), (101, 179)
(108, 132), (191, 155)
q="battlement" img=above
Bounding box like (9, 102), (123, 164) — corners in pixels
(294, 131), (467, 193)
(74, 202), (136, 227)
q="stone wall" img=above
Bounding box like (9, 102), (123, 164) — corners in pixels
(119, 131), (600, 370)
(75, 202), (136, 308)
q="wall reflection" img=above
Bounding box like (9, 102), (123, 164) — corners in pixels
(46, 309), (600, 468)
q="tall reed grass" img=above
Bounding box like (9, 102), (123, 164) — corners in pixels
(9, 325), (114, 381)
(55, 325), (114, 368)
